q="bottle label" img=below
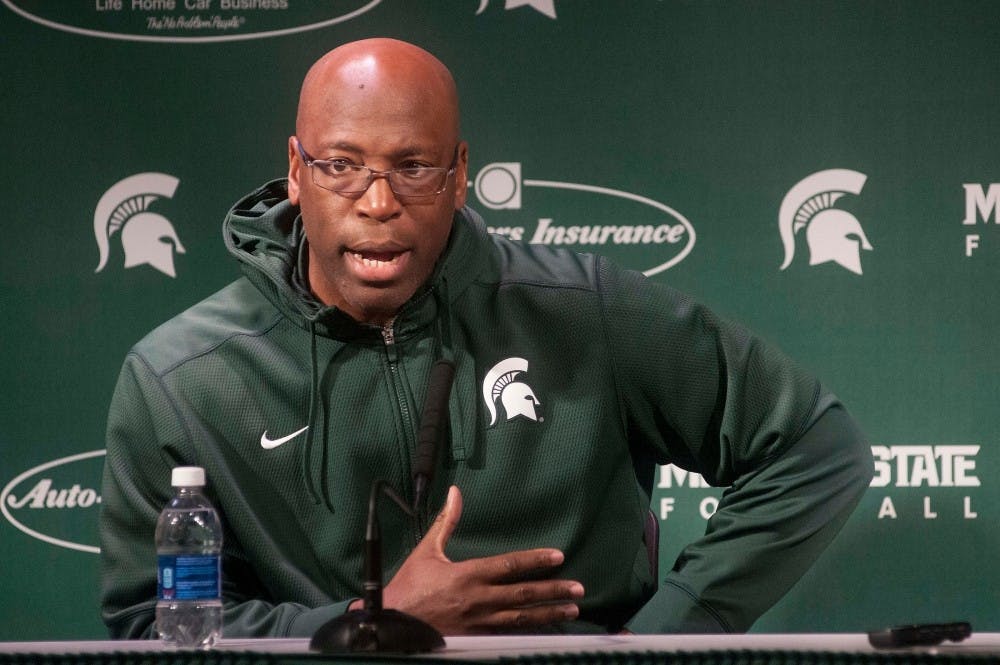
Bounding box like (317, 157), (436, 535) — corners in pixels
(157, 554), (220, 601)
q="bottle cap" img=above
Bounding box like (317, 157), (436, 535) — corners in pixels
(171, 466), (206, 487)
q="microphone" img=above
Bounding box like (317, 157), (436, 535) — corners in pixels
(309, 480), (445, 654)
(412, 359), (455, 512)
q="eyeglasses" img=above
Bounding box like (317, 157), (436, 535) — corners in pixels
(295, 139), (458, 198)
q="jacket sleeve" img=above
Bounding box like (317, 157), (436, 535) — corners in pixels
(99, 353), (354, 639)
(596, 259), (873, 633)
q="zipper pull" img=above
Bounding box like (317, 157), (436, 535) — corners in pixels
(381, 320), (397, 362)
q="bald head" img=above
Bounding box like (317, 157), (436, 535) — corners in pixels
(296, 38), (460, 146)
(286, 38), (469, 325)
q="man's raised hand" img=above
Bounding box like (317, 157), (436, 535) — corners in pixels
(379, 485), (585, 634)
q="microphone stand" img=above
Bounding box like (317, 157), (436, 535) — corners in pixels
(412, 359), (455, 514)
(309, 480), (445, 653)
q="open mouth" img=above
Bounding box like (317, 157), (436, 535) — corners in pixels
(346, 248), (409, 281)
(350, 250), (402, 266)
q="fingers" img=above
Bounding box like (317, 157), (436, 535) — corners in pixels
(477, 547), (567, 582)
(422, 488), (563, 585)
(392, 486), (588, 634)
(487, 602), (582, 630)
(459, 580), (584, 632)
(425, 485), (462, 554)
(489, 579), (585, 609)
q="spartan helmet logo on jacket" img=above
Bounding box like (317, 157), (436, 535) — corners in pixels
(482, 357), (542, 427)
(94, 173), (186, 278)
(778, 169), (872, 276)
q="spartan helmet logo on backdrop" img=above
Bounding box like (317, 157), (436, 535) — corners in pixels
(778, 169), (873, 276)
(94, 172), (185, 278)
(482, 357), (542, 427)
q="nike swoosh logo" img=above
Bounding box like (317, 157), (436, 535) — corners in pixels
(260, 426), (309, 450)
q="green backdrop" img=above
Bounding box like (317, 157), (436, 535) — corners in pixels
(2, 0), (997, 640)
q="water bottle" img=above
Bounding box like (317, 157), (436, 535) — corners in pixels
(155, 466), (223, 648)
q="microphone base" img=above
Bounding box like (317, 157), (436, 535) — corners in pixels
(309, 608), (445, 654)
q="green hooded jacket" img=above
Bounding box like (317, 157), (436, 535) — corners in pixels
(100, 179), (872, 638)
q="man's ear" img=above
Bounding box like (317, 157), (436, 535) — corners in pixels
(287, 136), (301, 205)
(453, 141), (469, 210)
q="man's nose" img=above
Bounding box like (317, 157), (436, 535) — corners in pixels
(356, 173), (402, 222)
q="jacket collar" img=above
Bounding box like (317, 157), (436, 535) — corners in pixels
(223, 178), (489, 342)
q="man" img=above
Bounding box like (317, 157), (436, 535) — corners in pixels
(100, 38), (872, 638)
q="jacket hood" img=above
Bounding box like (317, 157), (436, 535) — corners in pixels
(222, 178), (486, 341)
